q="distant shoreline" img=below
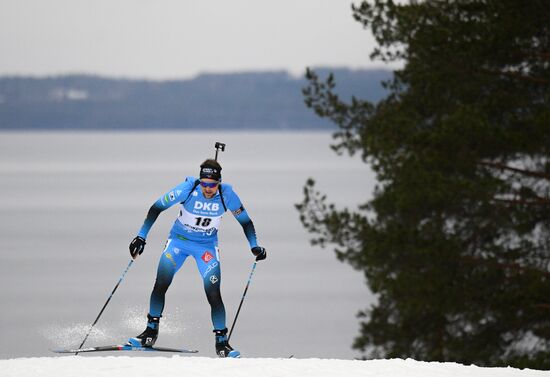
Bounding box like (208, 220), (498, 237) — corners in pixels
(0, 68), (391, 130)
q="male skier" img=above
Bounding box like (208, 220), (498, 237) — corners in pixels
(127, 159), (266, 358)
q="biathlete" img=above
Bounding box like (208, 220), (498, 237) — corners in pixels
(127, 158), (266, 358)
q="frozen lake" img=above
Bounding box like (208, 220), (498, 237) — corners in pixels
(0, 131), (376, 359)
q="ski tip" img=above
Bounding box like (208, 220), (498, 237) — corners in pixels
(51, 346), (121, 354)
(51, 348), (88, 353)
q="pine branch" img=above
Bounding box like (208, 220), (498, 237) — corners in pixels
(478, 68), (550, 85)
(460, 255), (550, 278)
(492, 198), (550, 206)
(478, 161), (550, 181)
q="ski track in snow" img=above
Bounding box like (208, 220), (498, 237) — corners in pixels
(1, 357), (548, 377)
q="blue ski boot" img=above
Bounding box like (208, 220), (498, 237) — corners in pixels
(127, 314), (160, 348)
(214, 328), (240, 358)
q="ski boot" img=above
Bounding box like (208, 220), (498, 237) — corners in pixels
(127, 314), (160, 348)
(214, 328), (240, 358)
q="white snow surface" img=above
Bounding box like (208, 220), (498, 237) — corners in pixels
(1, 357), (548, 377)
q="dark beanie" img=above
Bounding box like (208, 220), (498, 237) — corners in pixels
(199, 159), (222, 181)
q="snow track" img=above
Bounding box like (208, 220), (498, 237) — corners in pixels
(1, 357), (548, 377)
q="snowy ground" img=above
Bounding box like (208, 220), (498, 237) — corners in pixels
(1, 357), (548, 377)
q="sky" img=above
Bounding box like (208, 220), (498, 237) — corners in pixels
(0, 0), (390, 80)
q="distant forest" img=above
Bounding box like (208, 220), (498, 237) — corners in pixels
(0, 69), (390, 130)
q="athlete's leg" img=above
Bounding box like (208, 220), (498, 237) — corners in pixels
(131, 239), (188, 347)
(149, 239), (188, 317)
(193, 244), (239, 357)
(194, 245), (226, 330)
(204, 263), (226, 330)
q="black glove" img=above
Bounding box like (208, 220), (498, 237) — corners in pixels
(129, 236), (146, 259)
(251, 246), (266, 261)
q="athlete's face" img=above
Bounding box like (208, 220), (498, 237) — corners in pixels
(200, 178), (219, 199)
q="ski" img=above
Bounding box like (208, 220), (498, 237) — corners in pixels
(53, 344), (198, 354)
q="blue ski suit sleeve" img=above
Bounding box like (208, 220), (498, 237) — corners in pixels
(137, 177), (196, 239)
(222, 184), (259, 249)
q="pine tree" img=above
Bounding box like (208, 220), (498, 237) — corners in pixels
(297, 0), (550, 368)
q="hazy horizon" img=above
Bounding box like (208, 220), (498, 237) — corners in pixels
(0, 1), (401, 80)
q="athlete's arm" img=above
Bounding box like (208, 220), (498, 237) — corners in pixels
(223, 185), (262, 252)
(137, 177), (196, 239)
(235, 208), (266, 261)
(233, 205), (258, 248)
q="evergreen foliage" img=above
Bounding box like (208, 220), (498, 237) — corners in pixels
(297, 0), (550, 368)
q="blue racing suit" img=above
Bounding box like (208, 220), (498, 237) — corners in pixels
(136, 176), (258, 330)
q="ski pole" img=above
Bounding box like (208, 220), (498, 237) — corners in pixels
(228, 261), (257, 341)
(75, 259), (134, 355)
